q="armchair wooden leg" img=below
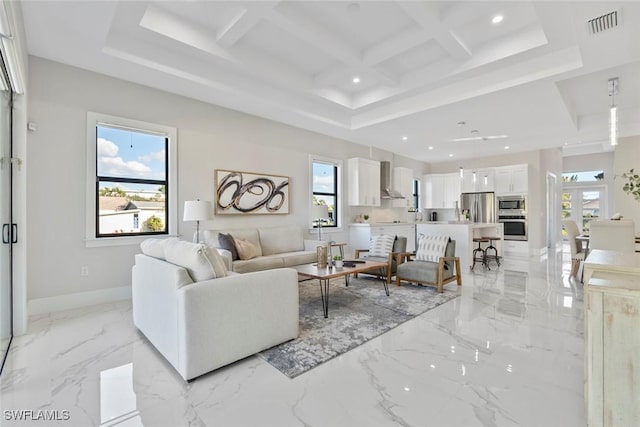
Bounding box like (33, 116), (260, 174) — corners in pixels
(395, 275), (401, 287)
(437, 260), (445, 293)
(455, 258), (462, 286)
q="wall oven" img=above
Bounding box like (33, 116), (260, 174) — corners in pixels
(499, 216), (528, 241)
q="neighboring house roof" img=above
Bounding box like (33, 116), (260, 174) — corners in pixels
(125, 200), (165, 210)
(99, 196), (129, 211)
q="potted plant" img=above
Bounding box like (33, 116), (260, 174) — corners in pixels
(333, 255), (343, 269)
(621, 168), (640, 202)
(363, 214), (369, 223)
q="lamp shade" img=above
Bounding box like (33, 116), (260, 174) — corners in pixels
(183, 200), (212, 221)
(311, 204), (329, 220)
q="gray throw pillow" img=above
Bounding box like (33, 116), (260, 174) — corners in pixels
(218, 233), (239, 261)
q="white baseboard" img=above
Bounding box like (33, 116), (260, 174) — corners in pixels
(27, 286), (131, 316)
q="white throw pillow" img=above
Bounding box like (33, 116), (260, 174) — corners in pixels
(416, 235), (449, 262)
(140, 237), (177, 260)
(368, 234), (396, 257)
(164, 239), (227, 282)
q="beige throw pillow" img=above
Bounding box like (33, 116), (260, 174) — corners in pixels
(234, 237), (259, 260)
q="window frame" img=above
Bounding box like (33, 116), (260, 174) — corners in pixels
(310, 155), (342, 232)
(85, 112), (178, 247)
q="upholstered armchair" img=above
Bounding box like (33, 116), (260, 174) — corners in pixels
(589, 219), (635, 253)
(394, 239), (461, 293)
(354, 236), (407, 283)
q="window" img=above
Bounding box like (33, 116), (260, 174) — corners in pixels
(562, 170), (604, 182)
(413, 178), (421, 211)
(311, 157), (341, 228)
(86, 112), (177, 246)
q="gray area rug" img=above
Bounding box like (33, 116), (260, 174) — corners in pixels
(258, 276), (459, 378)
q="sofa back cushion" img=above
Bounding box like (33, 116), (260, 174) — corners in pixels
(259, 225), (304, 256)
(204, 229), (262, 257)
(140, 237), (177, 260)
(164, 239), (227, 282)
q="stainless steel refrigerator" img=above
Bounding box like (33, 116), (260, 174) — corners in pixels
(460, 192), (496, 223)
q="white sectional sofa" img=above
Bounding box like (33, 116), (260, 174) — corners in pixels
(204, 224), (326, 273)
(132, 239), (299, 381)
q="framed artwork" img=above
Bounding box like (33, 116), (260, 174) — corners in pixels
(215, 169), (290, 215)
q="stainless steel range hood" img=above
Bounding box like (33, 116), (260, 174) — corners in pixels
(380, 161), (405, 199)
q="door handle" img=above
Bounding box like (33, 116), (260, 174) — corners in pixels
(2, 224), (8, 244)
(11, 223), (17, 244)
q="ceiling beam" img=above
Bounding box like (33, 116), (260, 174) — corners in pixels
(398, 2), (472, 60)
(265, 7), (399, 87)
(216, 2), (280, 48)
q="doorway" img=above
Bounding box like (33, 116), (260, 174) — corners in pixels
(546, 172), (558, 250)
(562, 187), (606, 235)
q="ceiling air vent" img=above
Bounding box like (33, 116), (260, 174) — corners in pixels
(587, 9), (621, 35)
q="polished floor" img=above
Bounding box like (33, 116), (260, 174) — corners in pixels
(0, 250), (585, 426)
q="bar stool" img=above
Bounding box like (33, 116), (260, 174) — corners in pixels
(483, 237), (501, 267)
(472, 237), (490, 270)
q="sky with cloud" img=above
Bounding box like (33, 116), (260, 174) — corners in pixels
(97, 126), (166, 184)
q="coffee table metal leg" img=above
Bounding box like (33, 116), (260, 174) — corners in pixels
(319, 279), (329, 318)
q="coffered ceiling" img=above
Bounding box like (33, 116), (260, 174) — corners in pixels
(21, 1), (640, 162)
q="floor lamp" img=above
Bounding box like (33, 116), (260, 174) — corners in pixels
(183, 200), (212, 243)
(311, 204), (329, 241)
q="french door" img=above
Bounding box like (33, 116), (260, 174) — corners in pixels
(562, 187), (606, 235)
(0, 65), (11, 372)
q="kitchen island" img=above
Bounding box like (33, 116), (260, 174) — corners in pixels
(416, 222), (504, 269)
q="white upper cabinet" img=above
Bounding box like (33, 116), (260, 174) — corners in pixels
(422, 173), (460, 209)
(391, 167), (415, 209)
(494, 164), (528, 195)
(348, 158), (380, 206)
(461, 168), (495, 193)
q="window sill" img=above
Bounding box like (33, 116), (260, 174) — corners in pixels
(85, 234), (179, 248)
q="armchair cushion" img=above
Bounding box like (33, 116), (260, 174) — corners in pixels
(416, 235), (449, 262)
(164, 239), (228, 283)
(368, 234), (396, 257)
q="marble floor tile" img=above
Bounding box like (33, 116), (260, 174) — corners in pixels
(0, 250), (586, 426)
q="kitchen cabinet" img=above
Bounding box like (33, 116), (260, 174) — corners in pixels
(494, 165), (528, 195)
(423, 173), (460, 209)
(391, 167), (415, 209)
(348, 158), (380, 206)
(461, 168), (495, 193)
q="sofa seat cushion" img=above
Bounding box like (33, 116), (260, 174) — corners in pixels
(279, 250), (317, 267)
(396, 260), (453, 284)
(233, 255), (285, 273)
(259, 225), (304, 256)
(164, 239), (228, 282)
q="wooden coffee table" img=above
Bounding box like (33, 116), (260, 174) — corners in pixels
(294, 260), (389, 318)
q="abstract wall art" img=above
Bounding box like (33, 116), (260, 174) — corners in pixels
(214, 169), (290, 215)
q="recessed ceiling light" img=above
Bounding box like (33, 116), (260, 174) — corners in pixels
(504, 146), (510, 150)
(492, 15), (504, 24)
(352, 76), (361, 84)
(449, 154), (454, 157)
(428, 146), (434, 150)
(402, 136), (408, 141)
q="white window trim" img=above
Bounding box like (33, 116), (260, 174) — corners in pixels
(309, 154), (343, 234)
(85, 112), (178, 248)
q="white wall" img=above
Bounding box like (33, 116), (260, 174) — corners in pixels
(27, 56), (427, 307)
(613, 136), (640, 229)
